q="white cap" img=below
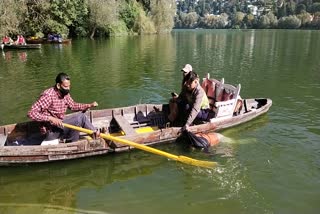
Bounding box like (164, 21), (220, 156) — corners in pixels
(181, 64), (192, 73)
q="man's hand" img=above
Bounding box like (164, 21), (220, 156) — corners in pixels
(171, 92), (179, 99)
(48, 116), (63, 128)
(178, 124), (189, 135)
(182, 124), (189, 132)
(90, 101), (98, 108)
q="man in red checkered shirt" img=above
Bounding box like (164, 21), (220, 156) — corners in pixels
(28, 72), (99, 143)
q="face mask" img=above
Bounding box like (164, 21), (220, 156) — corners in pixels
(59, 87), (70, 96)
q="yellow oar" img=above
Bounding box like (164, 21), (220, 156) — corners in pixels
(63, 123), (217, 169)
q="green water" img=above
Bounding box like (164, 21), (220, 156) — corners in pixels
(0, 29), (320, 214)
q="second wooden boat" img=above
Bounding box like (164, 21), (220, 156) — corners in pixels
(1, 44), (41, 50)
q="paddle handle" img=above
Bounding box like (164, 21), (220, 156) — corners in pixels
(63, 123), (178, 160)
(62, 123), (217, 168)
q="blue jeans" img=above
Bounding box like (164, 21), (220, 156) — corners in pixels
(177, 101), (210, 124)
(45, 112), (96, 142)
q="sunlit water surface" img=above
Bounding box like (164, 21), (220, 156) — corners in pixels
(0, 29), (319, 214)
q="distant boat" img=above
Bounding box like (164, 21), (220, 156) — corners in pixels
(1, 44), (41, 50)
(26, 38), (72, 44)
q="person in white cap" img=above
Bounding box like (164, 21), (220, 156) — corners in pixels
(170, 64), (194, 99)
(181, 64), (193, 77)
(168, 71), (210, 129)
(169, 64), (195, 122)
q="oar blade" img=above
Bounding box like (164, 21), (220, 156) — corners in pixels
(177, 155), (217, 169)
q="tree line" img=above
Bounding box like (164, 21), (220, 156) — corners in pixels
(175, 0), (320, 29)
(0, 0), (176, 39)
(1, 0), (320, 40)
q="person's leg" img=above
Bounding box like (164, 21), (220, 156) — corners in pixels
(175, 101), (189, 126)
(196, 109), (210, 121)
(63, 113), (96, 142)
(168, 99), (179, 122)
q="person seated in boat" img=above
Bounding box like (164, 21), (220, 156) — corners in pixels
(28, 72), (100, 144)
(15, 35), (26, 45)
(180, 64), (193, 85)
(47, 33), (54, 41)
(18, 51), (27, 62)
(55, 34), (62, 43)
(2, 35), (13, 44)
(53, 34), (58, 41)
(168, 71), (210, 130)
(169, 64), (197, 121)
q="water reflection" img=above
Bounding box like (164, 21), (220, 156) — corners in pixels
(0, 142), (242, 213)
(2, 51), (12, 61)
(0, 152), (165, 212)
(18, 51), (27, 62)
(0, 30), (320, 213)
(2, 51), (28, 62)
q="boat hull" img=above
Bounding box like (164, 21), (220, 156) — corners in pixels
(2, 44), (41, 50)
(0, 98), (272, 165)
(26, 38), (72, 44)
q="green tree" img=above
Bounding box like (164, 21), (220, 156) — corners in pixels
(278, 15), (301, 29)
(267, 12), (278, 28)
(243, 13), (256, 29)
(150, 0), (176, 33)
(297, 11), (312, 27)
(257, 14), (271, 28)
(312, 2), (320, 13)
(181, 12), (199, 28)
(88, 0), (120, 38)
(45, 19), (69, 37)
(215, 13), (229, 29)
(277, 1), (287, 18)
(286, 1), (296, 16)
(296, 3), (306, 14)
(119, 1), (139, 30)
(257, 12), (277, 29)
(50, 0), (87, 26)
(232, 11), (245, 28)
(132, 5), (156, 34)
(23, 0), (51, 37)
(49, 0), (88, 37)
(0, 0), (27, 37)
(311, 12), (320, 29)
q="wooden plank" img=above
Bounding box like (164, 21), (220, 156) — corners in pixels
(47, 146), (79, 152)
(113, 115), (136, 135)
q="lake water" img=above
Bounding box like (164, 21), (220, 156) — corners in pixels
(0, 29), (319, 214)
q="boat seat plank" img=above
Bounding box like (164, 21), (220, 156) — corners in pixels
(113, 115), (136, 135)
(48, 146), (78, 152)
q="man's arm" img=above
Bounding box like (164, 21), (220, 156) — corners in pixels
(28, 93), (53, 122)
(185, 89), (203, 126)
(65, 95), (97, 112)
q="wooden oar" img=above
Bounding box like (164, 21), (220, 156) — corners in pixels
(63, 123), (217, 169)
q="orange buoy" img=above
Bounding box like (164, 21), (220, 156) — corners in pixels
(195, 132), (220, 146)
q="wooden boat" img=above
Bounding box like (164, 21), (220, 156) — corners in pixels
(26, 38), (72, 44)
(1, 44), (41, 50)
(0, 75), (272, 165)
